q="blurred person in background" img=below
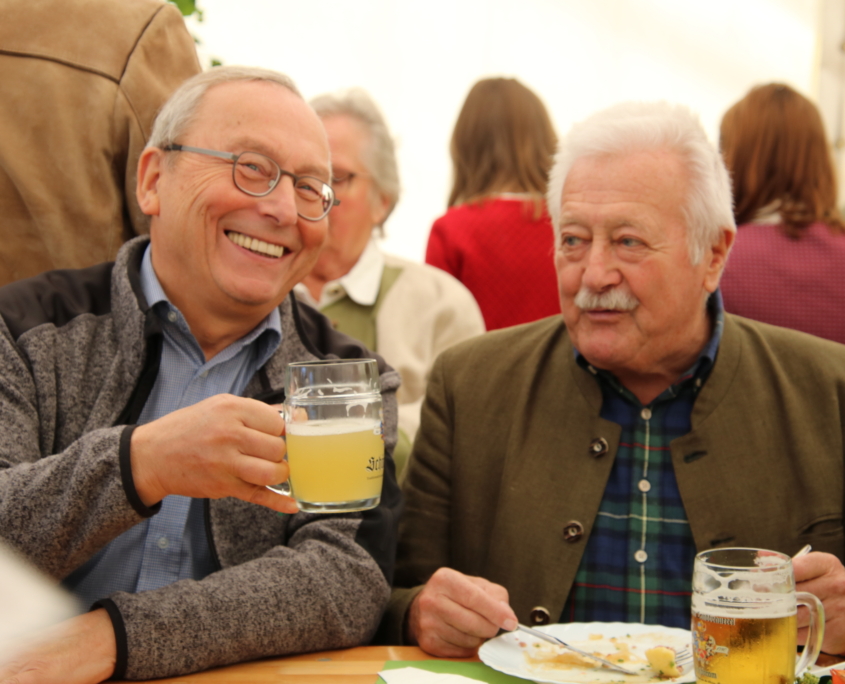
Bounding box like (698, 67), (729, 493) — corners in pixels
(0, 0), (200, 284)
(299, 88), (484, 475)
(425, 77), (560, 330)
(719, 83), (845, 344)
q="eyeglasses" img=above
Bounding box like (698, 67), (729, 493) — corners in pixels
(162, 144), (339, 221)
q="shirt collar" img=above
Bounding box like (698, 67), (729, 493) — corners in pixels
(295, 240), (385, 308)
(575, 289), (725, 400)
(139, 244), (282, 363)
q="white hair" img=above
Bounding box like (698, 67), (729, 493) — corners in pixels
(310, 88), (400, 228)
(546, 101), (736, 264)
(148, 66), (301, 149)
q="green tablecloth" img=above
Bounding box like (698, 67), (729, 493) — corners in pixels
(379, 660), (530, 683)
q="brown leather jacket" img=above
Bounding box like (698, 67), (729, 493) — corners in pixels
(0, 0), (200, 284)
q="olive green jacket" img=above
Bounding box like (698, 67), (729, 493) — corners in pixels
(380, 313), (845, 642)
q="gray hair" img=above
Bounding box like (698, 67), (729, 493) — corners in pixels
(148, 65), (301, 149)
(310, 88), (400, 227)
(547, 101), (736, 264)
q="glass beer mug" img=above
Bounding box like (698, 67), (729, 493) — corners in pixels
(268, 358), (384, 513)
(691, 548), (824, 684)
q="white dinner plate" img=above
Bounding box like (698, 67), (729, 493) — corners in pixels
(478, 622), (695, 684)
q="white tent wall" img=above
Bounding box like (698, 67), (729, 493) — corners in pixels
(818, 0), (845, 209)
(187, 0), (826, 262)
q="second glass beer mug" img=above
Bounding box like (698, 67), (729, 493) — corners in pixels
(273, 358), (384, 513)
(691, 547), (824, 684)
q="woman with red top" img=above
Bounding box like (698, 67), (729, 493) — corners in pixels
(425, 77), (560, 331)
(719, 83), (845, 344)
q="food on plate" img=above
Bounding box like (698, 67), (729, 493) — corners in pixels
(830, 668), (845, 684)
(645, 646), (681, 678)
(522, 631), (689, 681)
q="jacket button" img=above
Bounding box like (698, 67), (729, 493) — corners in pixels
(529, 606), (551, 625)
(563, 521), (584, 542)
(589, 438), (609, 458)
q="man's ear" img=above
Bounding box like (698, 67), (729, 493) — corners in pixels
(136, 147), (164, 217)
(370, 191), (391, 229)
(704, 227), (736, 293)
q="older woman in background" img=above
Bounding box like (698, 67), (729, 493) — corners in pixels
(298, 89), (484, 474)
(425, 77), (559, 330)
(719, 83), (845, 344)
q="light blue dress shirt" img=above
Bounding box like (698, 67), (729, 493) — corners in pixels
(64, 245), (282, 607)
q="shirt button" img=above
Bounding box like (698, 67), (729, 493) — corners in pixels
(200, 370), (209, 378)
(640, 408), (652, 420)
(157, 536), (169, 550)
(638, 479), (651, 492)
(634, 549), (648, 563)
(167, 311), (178, 323)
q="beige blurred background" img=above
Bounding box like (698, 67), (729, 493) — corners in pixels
(186, 0), (845, 262)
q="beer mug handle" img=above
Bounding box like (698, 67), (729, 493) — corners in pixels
(266, 409), (291, 496)
(794, 591), (825, 677)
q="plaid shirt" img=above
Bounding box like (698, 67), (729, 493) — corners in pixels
(561, 292), (725, 628)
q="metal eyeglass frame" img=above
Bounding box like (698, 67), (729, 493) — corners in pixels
(162, 143), (339, 221)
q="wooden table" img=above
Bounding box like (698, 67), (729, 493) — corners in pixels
(112, 644), (845, 683)
(116, 646), (480, 684)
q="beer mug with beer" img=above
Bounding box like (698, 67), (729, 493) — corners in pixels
(268, 358), (384, 513)
(691, 548), (824, 684)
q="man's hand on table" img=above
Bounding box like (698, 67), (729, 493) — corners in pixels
(794, 551), (845, 655)
(406, 567), (517, 657)
(0, 609), (115, 684)
(130, 394), (299, 514)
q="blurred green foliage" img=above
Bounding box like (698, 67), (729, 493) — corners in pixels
(168, 0), (202, 20)
(166, 0), (222, 66)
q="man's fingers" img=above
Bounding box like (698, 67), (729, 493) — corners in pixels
(234, 482), (299, 514)
(793, 552), (840, 583)
(417, 583), (503, 641)
(441, 573), (515, 630)
(234, 398), (285, 437)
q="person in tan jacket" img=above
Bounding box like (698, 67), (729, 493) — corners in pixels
(0, 0), (200, 284)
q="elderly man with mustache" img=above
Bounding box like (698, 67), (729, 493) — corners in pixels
(379, 101), (845, 659)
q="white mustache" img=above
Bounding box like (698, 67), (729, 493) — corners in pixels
(574, 286), (639, 311)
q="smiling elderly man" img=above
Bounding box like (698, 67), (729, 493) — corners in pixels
(0, 66), (401, 684)
(380, 101), (845, 658)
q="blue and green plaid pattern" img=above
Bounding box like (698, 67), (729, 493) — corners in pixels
(562, 293), (724, 628)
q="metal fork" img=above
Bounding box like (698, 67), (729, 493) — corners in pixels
(516, 624), (638, 675)
(674, 646), (693, 672)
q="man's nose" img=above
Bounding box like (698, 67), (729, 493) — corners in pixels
(254, 176), (300, 225)
(581, 241), (622, 291)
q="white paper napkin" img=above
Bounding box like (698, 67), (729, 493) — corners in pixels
(378, 666), (484, 684)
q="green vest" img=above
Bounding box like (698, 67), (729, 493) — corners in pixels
(319, 265), (412, 479)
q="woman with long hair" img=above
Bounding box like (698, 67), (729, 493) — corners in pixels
(425, 77), (560, 330)
(719, 83), (845, 343)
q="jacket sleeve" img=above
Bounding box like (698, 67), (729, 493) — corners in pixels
(101, 364), (404, 680)
(117, 2), (201, 238)
(0, 320), (154, 580)
(376, 353), (455, 644)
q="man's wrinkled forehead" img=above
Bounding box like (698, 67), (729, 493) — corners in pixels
(188, 80), (331, 176)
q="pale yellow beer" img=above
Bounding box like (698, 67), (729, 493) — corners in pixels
(691, 609), (796, 684)
(286, 418), (384, 506)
